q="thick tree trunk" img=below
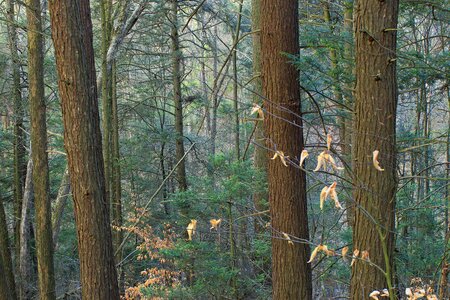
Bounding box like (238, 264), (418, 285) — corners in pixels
(350, 0), (399, 298)
(170, 0), (188, 192)
(6, 0), (27, 264)
(26, 0), (56, 297)
(0, 196), (16, 300)
(48, 0), (120, 298)
(261, 1), (312, 299)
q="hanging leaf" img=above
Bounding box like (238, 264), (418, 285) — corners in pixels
(320, 186), (329, 210)
(380, 289), (389, 297)
(361, 250), (370, 261)
(351, 249), (360, 266)
(313, 151), (326, 172)
(250, 103), (264, 119)
(314, 150), (344, 172)
(271, 150), (289, 167)
(373, 150), (385, 171)
(341, 246), (349, 261)
(209, 219), (222, 230)
(186, 219), (197, 241)
(282, 232), (294, 246)
(299, 149), (309, 167)
(328, 182), (343, 209)
(327, 133), (332, 150)
(307, 244), (322, 263)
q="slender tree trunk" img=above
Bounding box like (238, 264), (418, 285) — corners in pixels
(232, 0), (243, 160)
(350, 0), (399, 298)
(261, 1), (312, 298)
(170, 0), (188, 192)
(251, 0), (268, 231)
(52, 168), (70, 250)
(26, 0), (56, 297)
(48, 0), (120, 298)
(19, 159), (35, 300)
(6, 0), (27, 264)
(0, 196), (16, 300)
(211, 26), (219, 156)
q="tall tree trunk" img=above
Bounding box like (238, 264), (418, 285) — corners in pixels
(52, 168), (70, 250)
(48, 0), (120, 298)
(251, 0), (268, 231)
(101, 0), (113, 205)
(232, 0), (243, 160)
(19, 159), (35, 300)
(6, 0), (27, 265)
(350, 0), (399, 298)
(170, 0), (188, 192)
(26, 0), (56, 297)
(0, 196), (16, 300)
(261, 1), (312, 298)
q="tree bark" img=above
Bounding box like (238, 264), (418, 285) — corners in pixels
(350, 0), (399, 298)
(261, 0), (312, 298)
(0, 196), (16, 300)
(52, 168), (70, 250)
(26, 0), (56, 297)
(48, 0), (120, 298)
(19, 158), (35, 300)
(6, 0), (27, 265)
(170, 0), (188, 192)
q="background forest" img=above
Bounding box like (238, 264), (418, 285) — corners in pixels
(0, 0), (448, 299)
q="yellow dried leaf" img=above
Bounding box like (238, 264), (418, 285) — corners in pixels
(341, 246), (349, 260)
(210, 219), (222, 230)
(369, 290), (380, 300)
(250, 103), (264, 119)
(427, 295), (438, 300)
(314, 151), (326, 172)
(351, 249), (360, 266)
(320, 186), (329, 210)
(361, 250), (370, 261)
(282, 232), (294, 246)
(373, 150), (385, 171)
(299, 149), (309, 167)
(405, 288), (413, 297)
(324, 152), (345, 171)
(327, 182), (342, 209)
(308, 244), (322, 263)
(186, 219), (197, 241)
(327, 133), (332, 150)
(271, 150), (289, 167)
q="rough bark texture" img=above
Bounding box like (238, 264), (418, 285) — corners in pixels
(19, 159), (35, 300)
(170, 0), (188, 192)
(0, 196), (16, 300)
(261, 1), (312, 299)
(52, 168), (70, 250)
(6, 0), (27, 264)
(350, 0), (399, 298)
(251, 0), (268, 229)
(48, 0), (120, 298)
(26, 0), (56, 297)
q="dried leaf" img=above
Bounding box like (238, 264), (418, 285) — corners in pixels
(327, 182), (343, 209)
(405, 288), (413, 297)
(351, 249), (360, 266)
(308, 244), (322, 263)
(369, 290), (380, 300)
(373, 150), (385, 171)
(380, 289), (389, 297)
(282, 232), (294, 246)
(320, 186), (329, 210)
(209, 219), (222, 230)
(314, 152), (325, 172)
(361, 250), (370, 261)
(186, 219), (197, 241)
(324, 152), (345, 171)
(327, 133), (332, 150)
(342, 246), (349, 261)
(271, 150), (289, 167)
(299, 149), (309, 167)
(250, 103), (264, 119)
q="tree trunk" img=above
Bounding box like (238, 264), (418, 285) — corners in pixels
(19, 159), (35, 300)
(48, 0), (120, 298)
(170, 0), (188, 192)
(261, 0), (312, 298)
(0, 196), (16, 300)
(26, 0), (56, 297)
(52, 168), (70, 250)
(232, 0), (243, 160)
(6, 0), (27, 265)
(350, 0), (399, 298)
